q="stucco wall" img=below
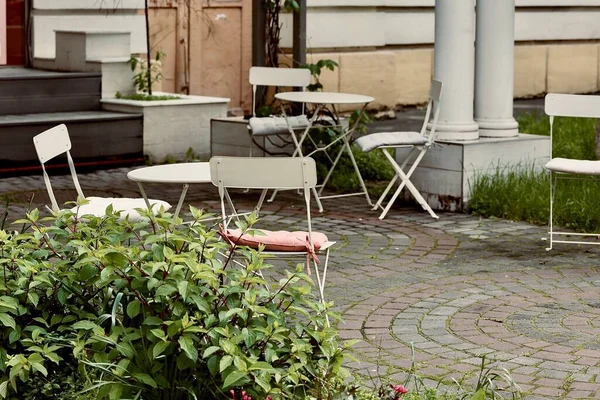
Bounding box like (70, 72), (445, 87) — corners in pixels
(279, 0), (600, 109)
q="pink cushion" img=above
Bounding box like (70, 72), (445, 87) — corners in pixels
(222, 229), (328, 252)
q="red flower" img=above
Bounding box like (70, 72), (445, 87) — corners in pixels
(390, 384), (408, 395)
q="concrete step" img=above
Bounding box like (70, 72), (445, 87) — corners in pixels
(0, 67), (102, 115)
(0, 111), (144, 173)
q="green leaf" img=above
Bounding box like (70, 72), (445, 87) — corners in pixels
(470, 388), (486, 400)
(8, 330), (19, 344)
(126, 300), (141, 318)
(219, 355), (233, 373)
(79, 264), (99, 281)
(133, 373), (158, 388)
(27, 292), (39, 307)
(0, 380), (8, 399)
(143, 316), (163, 326)
(31, 362), (48, 377)
(207, 356), (218, 377)
(222, 370), (249, 389)
(72, 320), (98, 331)
(150, 329), (167, 341)
(116, 342), (135, 358)
(155, 284), (177, 297)
(203, 346), (221, 359)
(178, 336), (198, 362)
(0, 313), (15, 329)
(0, 297), (17, 311)
(153, 341), (170, 359)
(177, 281), (189, 301)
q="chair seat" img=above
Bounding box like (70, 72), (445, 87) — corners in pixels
(249, 115), (309, 136)
(354, 131), (427, 152)
(221, 228), (328, 252)
(71, 197), (171, 221)
(545, 157), (600, 175)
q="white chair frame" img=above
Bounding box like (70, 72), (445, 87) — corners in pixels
(366, 80), (443, 220)
(544, 93), (600, 250)
(209, 156), (334, 323)
(33, 124), (170, 219)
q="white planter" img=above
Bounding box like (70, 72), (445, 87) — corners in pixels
(102, 92), (230, 163)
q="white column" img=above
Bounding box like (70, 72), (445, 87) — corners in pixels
(433, 0), (479, 141)
(474, 0), (518, 137)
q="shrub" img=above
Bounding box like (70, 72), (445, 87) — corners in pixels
(0, 204), (346, 399)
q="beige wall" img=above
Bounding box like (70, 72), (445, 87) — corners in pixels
(304, 43), (600, 110)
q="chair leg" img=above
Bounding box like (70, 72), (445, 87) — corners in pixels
(546, 172), (554, 251)
(373, 148), (417, 212)
(344, 140), (372, 206)
(373, 174), (398, 211)
(380, 149), (438, 220)
(312, 248), (330, 327)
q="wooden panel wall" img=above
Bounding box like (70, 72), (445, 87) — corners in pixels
(149, 0), (252, 113)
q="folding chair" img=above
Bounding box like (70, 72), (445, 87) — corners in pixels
(247, 66), (324, 211)
(247, 66), (312, 157)
(354, 80), (443, 220)
(209, 156), (335, 322)
(544, 93), (600, 250)
(33, 124), (171, 221)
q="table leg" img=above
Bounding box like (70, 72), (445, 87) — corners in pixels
(137, 182), (152, 210)
(173, 183), (189, 220)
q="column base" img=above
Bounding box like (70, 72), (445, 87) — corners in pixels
(431, 120), (479, 141)
(476, 117), (519, 138)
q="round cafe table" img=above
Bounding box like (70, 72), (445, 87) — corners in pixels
(127, 162), (211, 220)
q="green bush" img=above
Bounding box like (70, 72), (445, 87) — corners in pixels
(0, 204), (346, 399)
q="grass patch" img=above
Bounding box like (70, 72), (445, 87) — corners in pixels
(115, 92), (180, 101)
(469, 112), (600, 232)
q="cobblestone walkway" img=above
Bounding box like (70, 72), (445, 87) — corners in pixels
(2, 167), (600, 399)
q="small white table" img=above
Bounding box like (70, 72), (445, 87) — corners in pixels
(274, 91), (374, 207)
(127, 163), (211, 219)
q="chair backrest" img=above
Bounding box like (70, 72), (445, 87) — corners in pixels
(545, 93), (600, 118)
(249, 66), (311, 117)
(420, 80), (443, 144)
(544, 94), (600, 157)
(32, 124), (85, 212)
(210, 156), (317, 190)
(209, 156), (317, 230)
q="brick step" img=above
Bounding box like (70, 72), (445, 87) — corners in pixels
(0, 111), (144, 174)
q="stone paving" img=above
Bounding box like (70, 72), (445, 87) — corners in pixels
(2, 167), (600, 399)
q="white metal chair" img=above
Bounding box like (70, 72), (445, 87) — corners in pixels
(544, 93), (600, 250)
(209, 156), (334, 321)
(248, 66), (311, 156)
(33, 124), (171, 221)
(354, 80), (443, 220)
